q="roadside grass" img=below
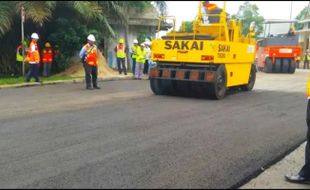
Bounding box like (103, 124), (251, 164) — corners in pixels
(0, 75), (83, 85)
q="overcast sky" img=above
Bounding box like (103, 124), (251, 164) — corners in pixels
(166, 1), (310, 28)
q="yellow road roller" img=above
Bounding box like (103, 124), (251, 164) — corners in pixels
(149, 1), (256, 99)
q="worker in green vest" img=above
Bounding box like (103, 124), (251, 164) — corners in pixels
(302, 49), (310, 70)
(135, 43), (147, 80)
(15, 43), (24, 76)
(114, 38), (127, 75)
(131, 39), (138, 74)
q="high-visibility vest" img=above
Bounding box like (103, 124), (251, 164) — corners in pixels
(136, 47), (147, 63)
(16, 45), (23, 62)
(116, 44), (126, 58)
(302, 54), (310, 61)
(26, 41), (40, 63)
(84, 44), (97, 66)
(42, 47), (53, 64)
(131, 45), (138, 59)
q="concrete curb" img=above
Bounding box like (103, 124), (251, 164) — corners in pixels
(0, 75), (134, 90)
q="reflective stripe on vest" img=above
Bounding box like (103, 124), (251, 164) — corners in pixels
(84, 44), (97, 66)
(303, 55), (310, 61)
(27, 41), (40, 63)
(42, 48), (53, 63)
(116, 44), (126, 58)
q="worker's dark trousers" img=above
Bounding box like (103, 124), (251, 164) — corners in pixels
(299, 98), (310, 177)
(117, 57), (127, 75)
(304, 60), (309, 69)
(84, 64), (98, 88)
(143, 60), (149, 74)
(131, 58), (136, 74)
(26, 63), (39, 82)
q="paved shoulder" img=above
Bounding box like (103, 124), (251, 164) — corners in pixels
(240, 142), (309, 189)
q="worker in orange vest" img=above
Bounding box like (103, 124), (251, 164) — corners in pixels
(202, 1), (223, 24)
(79, 34), (100, 90)
(42, 42), (53, 77)
(25, 33), (41, 82)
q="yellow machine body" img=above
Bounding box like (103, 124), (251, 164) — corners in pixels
(149, 1), (257, 99)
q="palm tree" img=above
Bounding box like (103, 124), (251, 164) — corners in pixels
(0, 1), (14, 36)
(0, 1), (167, 74)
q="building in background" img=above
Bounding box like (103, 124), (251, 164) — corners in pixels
(295, 2), (310, 54)
(105, 7), (159, 69)
(296, 16), (310, 53)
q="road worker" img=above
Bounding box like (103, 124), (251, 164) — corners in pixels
(25, 33), (40, 82)
(143, 39), (151, 75)
(79, 34), (100, 90)
(285, 77), (310, 184)
(15, 43), (24, 76)
(42, 42), (53, 76)
(202, 1), (223, 24)
(303, 49), (310, 70)
(287, 26), (296, 36)
(135, 43), (147, 80)
(131, 39), (138, 74)
(115, 38), (127, 75)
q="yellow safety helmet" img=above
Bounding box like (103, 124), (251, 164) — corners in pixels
(45, 42), (51, 48)
(118, 38), (124, 44)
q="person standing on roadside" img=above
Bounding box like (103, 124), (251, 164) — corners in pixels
(115, 38), (127, 75)
(285, 76), (310, 184)
(25, 33), (40, 82)
(131, 39), (138, 75)
(42, 42), (53, 77)
(135, 43), (147, 80)
(143, 40), (151, 75)
(79, 34), (100, 90)
(303, 49), (310, 70)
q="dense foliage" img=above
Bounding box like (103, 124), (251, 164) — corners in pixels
(0, 1), (167, 75)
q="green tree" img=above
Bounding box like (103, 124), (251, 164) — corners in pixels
(0, 1), (167, 75)
(153, 1), (168, 16)
(295, 3), (310, 30)
(232, 1), (264, 37)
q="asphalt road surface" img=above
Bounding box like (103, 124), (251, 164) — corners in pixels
(0, 70), (309, 188)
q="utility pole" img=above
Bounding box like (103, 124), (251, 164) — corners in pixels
(290, 1), (293, 20)
(21, 6), (25, 76)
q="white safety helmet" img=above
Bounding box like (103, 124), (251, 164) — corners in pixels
(133, 39), (138, 44)
(87, 34), (96, 42)
(31, 33), (39, 39)
(144, 41), (151, 46)
(144, 38), (151, 46)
